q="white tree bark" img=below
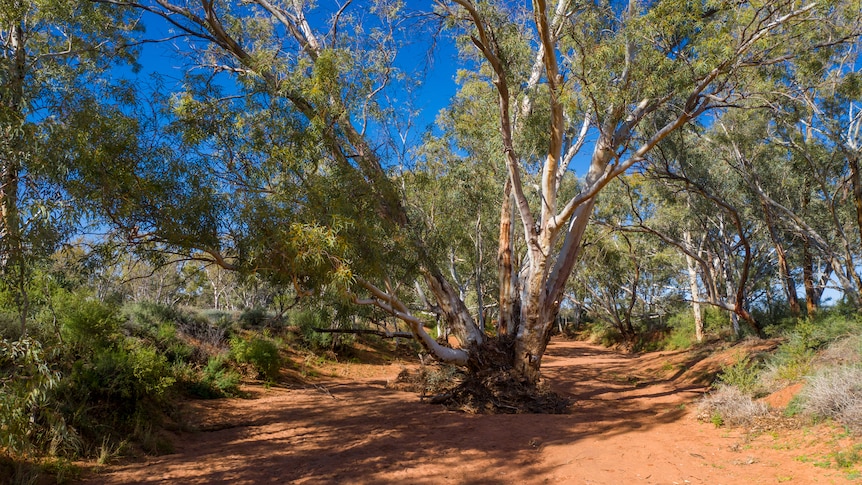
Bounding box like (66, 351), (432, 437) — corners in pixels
(683, 231), (704, 342)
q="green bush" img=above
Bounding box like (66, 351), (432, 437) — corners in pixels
(199, 353), (242, 397)
(0, 310), (21, 340)
(717, 355), (762, 396)
(58, 294), (122, 350)
(199, 308), (233, 324)
(292, 309), (332, 350)
(764, 319), (820, 383)
(0, 338), (76, 457)
(124, 302), (186, 328)
(578, 320), (625, 347)
(239, 307), (268, 328)
(229, 334), (281, 380)
(124, 303), (201, 364)
(664, 326), (696, 350)
(67, 342), (175, 405)
(698, 306), (734, 337)
(810, 312), (862, 344)
(180, 353), (241, 399)
(662, 312), (698, 350)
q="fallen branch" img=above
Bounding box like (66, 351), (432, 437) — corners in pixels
(311, 327), (414, 339)
(313, 384), (339, 401)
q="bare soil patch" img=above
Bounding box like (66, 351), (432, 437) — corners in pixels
(78, 338), (860, 484)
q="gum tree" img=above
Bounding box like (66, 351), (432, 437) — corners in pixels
(87, 0), (859, 386)
(0, 0), (137, 334)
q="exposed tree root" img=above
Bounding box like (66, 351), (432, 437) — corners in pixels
(392, 337), (570, 414)
(437, 370), (570, 414)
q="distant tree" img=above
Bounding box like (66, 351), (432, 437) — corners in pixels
(575, 175), (683, 344)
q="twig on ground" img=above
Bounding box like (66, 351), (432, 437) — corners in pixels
(314, 384), (339, 401)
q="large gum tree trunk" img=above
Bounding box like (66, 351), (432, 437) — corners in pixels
(513, 313), (553, 384)
(513, 257), (552, 383)
(511, 187), (601, 384)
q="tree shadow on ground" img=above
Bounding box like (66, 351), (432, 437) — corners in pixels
(80, 339), (723, 484)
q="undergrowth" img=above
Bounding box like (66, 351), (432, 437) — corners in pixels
(700, 309), (862, 434)
(696, 386), (767, 427)
(1, 287), (384, 484)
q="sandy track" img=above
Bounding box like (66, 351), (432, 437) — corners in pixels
(80, 339), (853, 484)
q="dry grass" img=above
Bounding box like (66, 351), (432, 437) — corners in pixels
(815, 335), (862, 367)
(801, 365), (862, 433)
(697, 386), (768, 427)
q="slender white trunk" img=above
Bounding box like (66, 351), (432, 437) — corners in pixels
(683, 231), (704, 342)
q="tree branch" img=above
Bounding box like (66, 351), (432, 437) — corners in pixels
(355, 278), (469, 365)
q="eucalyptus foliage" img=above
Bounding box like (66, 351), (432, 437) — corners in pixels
(48, 0), (862, 382)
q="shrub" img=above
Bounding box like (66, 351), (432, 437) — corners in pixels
(662, 312), (697, 350)
(810, 312), (862, 345)
(665, 328), (695, 350)
(198, 308), (233, 324)
(580, 321), (624, 347)
(697, 386), (767, 427)
(193, 309), (232, 347)
(68, 342), (175, 405)
(717, 355), (761, 396)
(292, 309), (332, 350)
(0, 338), (77, 457)
(230, 335), (281, 380)
(760, 320), (819, 385)
(801, 365), (862, 433)
(188, 353), (242, 398)
(59, 294), (122, 350)
(702, 306), (734, 338)
(239, 307), (268, 328)
(124, 303), (209, 364)
(0, 309), (21, 340)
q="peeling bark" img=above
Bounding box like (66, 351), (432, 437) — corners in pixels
(497, 179), (516, 336)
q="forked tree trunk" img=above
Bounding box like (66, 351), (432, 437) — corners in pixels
(511, 191), (600, 383)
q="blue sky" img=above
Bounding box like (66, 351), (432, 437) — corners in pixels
(124, 2), (598, 178)
(128, 3), (458, 125)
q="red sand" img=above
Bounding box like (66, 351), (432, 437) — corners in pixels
(79, 339), (859, 484)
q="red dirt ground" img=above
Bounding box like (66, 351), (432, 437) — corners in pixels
(79, 338), (861, 484)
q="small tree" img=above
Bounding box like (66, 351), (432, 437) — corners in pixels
(0, 0), (138, 334)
